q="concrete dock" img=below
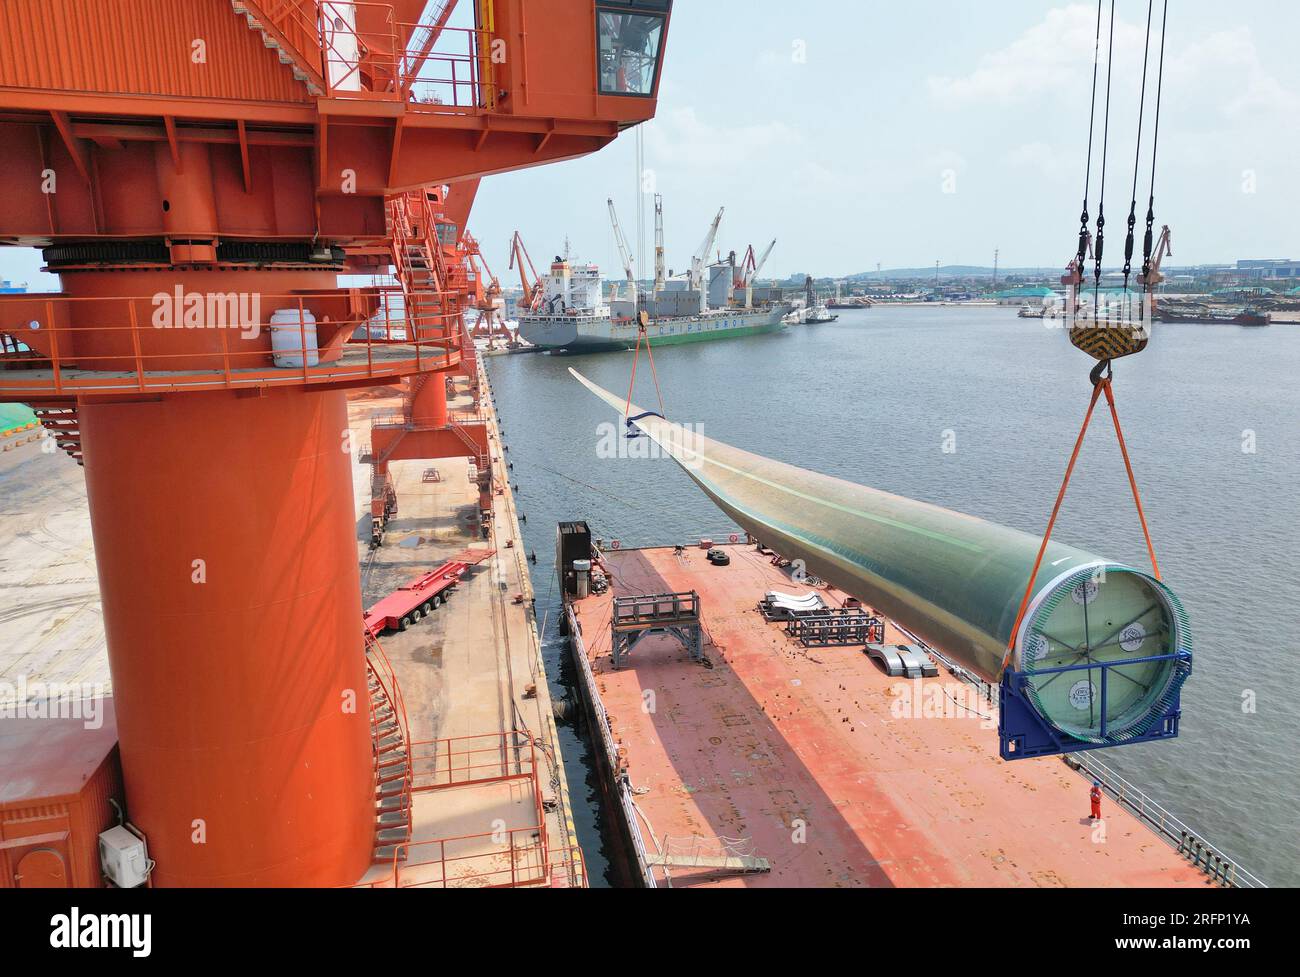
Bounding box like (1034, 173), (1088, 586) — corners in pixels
(0, 431), (107, 701)
(347, 366), (582, 887)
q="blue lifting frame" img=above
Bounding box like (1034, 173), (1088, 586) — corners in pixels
(998, 651), (1192, 761)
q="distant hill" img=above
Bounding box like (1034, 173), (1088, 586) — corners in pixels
(844, 266), (1057, 280)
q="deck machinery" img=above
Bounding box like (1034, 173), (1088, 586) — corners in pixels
(0, 0), (671, 888)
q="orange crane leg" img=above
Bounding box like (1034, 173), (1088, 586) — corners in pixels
(79, 387), (374, 887)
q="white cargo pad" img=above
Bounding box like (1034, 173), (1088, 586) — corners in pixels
(763, 590), (826, 611)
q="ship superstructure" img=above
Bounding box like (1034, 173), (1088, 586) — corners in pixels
(518, 201), (788, 352)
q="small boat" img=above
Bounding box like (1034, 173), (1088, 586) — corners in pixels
(804, 303), (838, 324)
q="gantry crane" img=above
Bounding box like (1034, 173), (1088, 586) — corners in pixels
(0, 0), (671, 888)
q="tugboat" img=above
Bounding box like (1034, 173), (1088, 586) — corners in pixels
(804, 302), (838, 323)
(801, 275), (838, 323)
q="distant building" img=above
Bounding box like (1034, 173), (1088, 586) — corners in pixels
(1236, 259), (1300, 280)
(990, 285), (1057, 307)
(1214, 285), (1276, 300)
(0, 280), (27, 294)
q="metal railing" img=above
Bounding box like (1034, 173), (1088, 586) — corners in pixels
(397, 23), (494, 110)
(408, 729), (538, 791)
(366, 634), (410, 769)
(896, 622), (1268, 887)
(365, 631), (413, 862)
(0, 286), (461, 396)
(1065, 751), (1268, 888)
(613, 591), (700, 628)
(273, 0), (496, 111)
(356, 729), (560, 888)
(386, 826), (548, 888)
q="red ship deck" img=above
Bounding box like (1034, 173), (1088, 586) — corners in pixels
(569, 543), (1204, 888)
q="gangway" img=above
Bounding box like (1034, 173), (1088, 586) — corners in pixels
(647, 835), (771, 883)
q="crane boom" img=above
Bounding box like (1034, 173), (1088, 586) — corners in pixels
(739, 238), (776, 308)
(690, 207), (724, 288)
(607, 197), (637, 303)
(690, 206), (724, 313)
(1138, 225), (1172, 288)
(653, 193), (665, 294)
(748, 238), (777, 283)
(509, 231), (543, 312)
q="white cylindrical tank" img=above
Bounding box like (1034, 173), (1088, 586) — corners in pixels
(270, 309), (319, 368)
(322, 2), (361, 92)
(573, 558), (592, 599)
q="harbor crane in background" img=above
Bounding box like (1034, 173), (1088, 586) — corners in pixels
(509, 231), (544, 314)
(607, 198), (638, 304)
(690, 207), (725, 313)
(1138, 224), (1173, 294)
(465, 233), (514, 350)
(738, 238), (777, 308)
(654, 194), (666, 294)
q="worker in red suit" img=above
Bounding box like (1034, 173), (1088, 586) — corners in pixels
(1089, 781), (1104, 820)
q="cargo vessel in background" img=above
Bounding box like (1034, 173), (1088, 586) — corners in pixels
(518, 202), (789, 352)
(1155, 301), (1271, 326)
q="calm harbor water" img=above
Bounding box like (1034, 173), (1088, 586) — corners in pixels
(487, 305), (1300, 887)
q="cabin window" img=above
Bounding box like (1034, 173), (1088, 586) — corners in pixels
(596, 2), (668, 96)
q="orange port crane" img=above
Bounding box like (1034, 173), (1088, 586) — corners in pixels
(465, 232), (515, 349)
(0, 0), (671, 888)
(508, 230), (544, 313)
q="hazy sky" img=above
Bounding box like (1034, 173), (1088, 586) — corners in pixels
(471, 0), (1300, 280)
(4, 1), (1296, 288)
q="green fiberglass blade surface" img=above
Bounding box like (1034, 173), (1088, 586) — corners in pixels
(571, 368), (1191, 746)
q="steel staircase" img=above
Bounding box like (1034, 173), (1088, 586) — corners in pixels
(229, 0), (327, 96)
(31, 403), (83, 466)
(366, 637), (413, 864)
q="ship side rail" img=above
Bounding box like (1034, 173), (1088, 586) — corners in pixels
(1065, 751), (1268, 888)
(591, 528), (747, 552)
(565, 603), (659, 887)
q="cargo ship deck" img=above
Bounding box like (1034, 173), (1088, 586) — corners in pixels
(565, 541), (1207, 888)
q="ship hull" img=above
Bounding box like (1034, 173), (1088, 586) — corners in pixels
(519, 307), (788, 353)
